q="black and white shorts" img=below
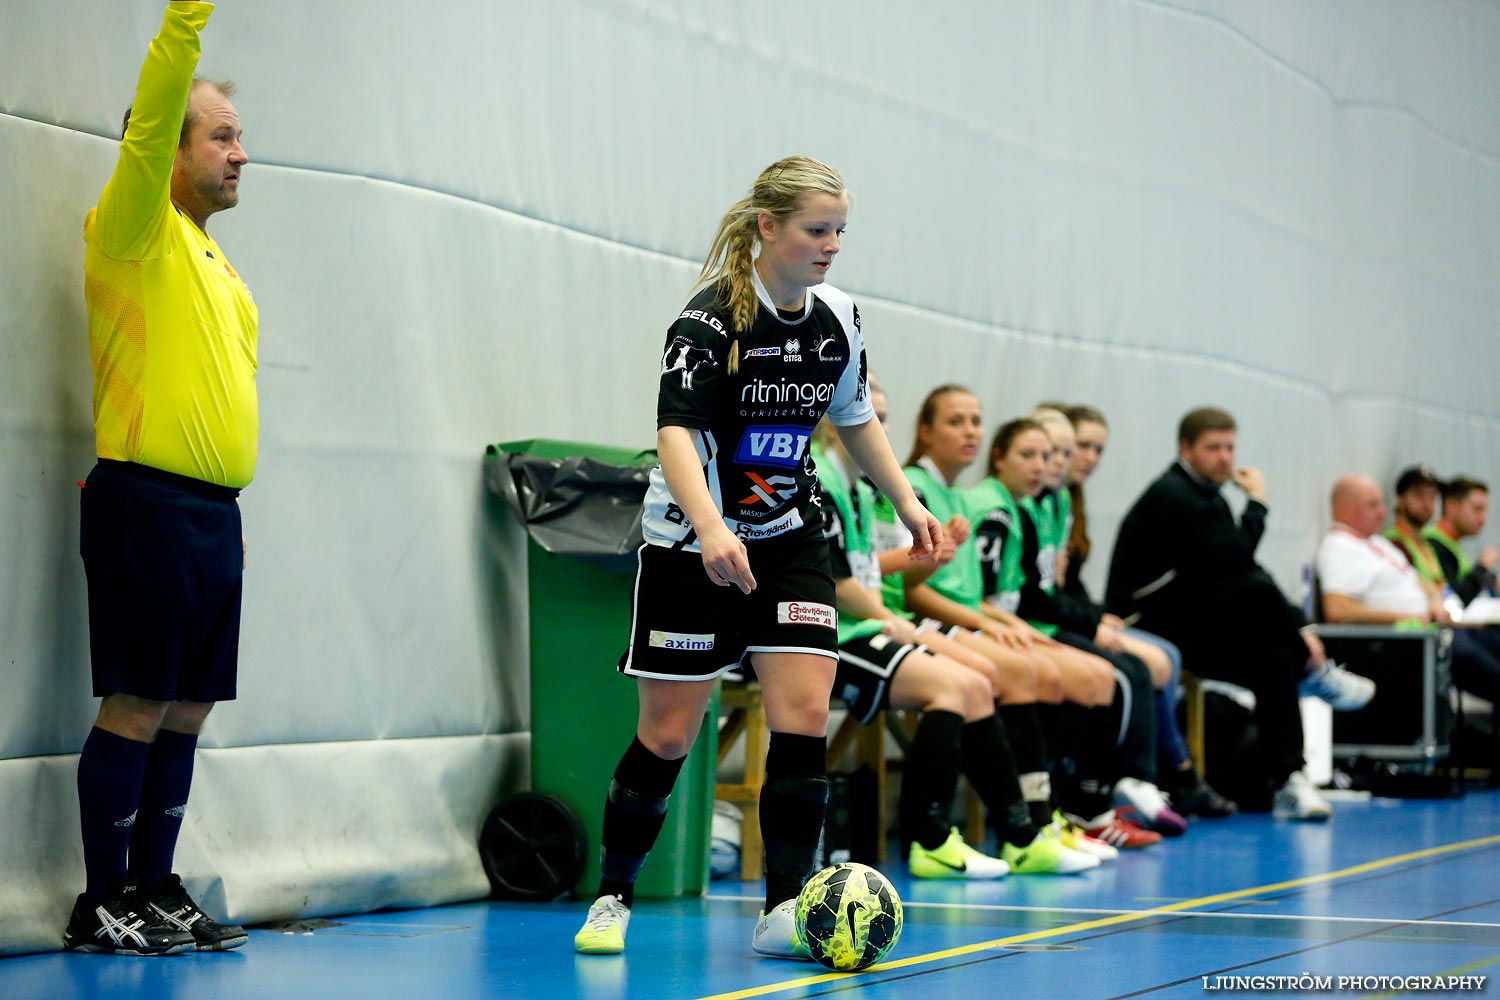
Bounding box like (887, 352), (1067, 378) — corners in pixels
(619, 536), (840, 681)
(833, 632), (922, 724)
(915, 617), (963, 639)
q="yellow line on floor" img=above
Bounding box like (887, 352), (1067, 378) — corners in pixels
(696, 833), (1500, 1000)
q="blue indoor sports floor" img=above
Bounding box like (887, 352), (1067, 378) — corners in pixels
(5, 790), (1499, 1000)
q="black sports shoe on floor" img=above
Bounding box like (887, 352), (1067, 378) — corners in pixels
(64, 885), (197, 956)
(1175, 780), (1239, 818)
(144, 874), (248, 952)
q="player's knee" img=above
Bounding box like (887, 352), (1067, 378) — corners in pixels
(1094, 666), (1116, 706)
(923, 687), (967, 716)
(765, 697), (829, 738)
(1034, 658), (1063, 703)
(958, 671), (993, 719)
(639, 727), (697, 761)
(793, 701), (830, 735)
(997, 664), (1037, 704)
(979, 661), (1006, 698)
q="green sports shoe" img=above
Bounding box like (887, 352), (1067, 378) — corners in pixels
(574, 895), (630, 954)
(908, 827), (1010, 879)
(1002, 827), (1100, 874)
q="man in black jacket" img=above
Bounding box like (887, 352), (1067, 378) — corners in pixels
(1105, 408), (1352, 821)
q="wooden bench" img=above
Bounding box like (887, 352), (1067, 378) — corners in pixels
(715, 682), (769, 881)
(1181, 669), (1206, 774)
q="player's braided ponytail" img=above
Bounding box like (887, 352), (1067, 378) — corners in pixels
(722, 227), (758, 373)
(697, 156), (846, 375)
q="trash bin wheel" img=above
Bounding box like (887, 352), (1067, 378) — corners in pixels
(479, 792), (588, 901)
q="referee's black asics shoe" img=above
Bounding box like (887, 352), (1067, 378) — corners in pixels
(64, 885), (196, 956)
(144, 874), (249, 951)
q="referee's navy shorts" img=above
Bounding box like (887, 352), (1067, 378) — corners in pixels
(619, 534), (840, 681)
(80, 459), (244, 703)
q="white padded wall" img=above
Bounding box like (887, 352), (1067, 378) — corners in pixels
(2, 0), (1498, 955)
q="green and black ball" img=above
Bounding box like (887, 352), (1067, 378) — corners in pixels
(794, 862), (903, 972)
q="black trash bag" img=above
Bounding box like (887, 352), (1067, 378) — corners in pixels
(485, 447), (655, 573)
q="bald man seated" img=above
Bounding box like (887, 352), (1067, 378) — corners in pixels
(1316, 475), (1500, 708)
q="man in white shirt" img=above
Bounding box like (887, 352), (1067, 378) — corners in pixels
(1318, 476), (1441, 624)
(1317, 475), (1500, 706)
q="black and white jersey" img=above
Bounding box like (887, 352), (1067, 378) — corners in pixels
(642, 270), (872, 551)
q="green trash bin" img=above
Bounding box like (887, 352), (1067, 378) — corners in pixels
(486, 439), (718, 899)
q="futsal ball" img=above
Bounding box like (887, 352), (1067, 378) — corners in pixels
(794, 862), (903, 972)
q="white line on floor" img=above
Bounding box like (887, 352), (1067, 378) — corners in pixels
(703, 894), (1500, 929)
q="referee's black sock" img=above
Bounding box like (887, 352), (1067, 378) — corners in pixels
(900, 710), (963, 853)
(128, 728), (198, 890)
(760, 732), (829, 914)
(998, 703), (1053, 830)
(77, 727), (151, 902)
(960, 714), (1037, 848)
(597, 736), (686, 908)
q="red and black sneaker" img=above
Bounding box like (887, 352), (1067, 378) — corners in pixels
(1068, 808), (1163, 849)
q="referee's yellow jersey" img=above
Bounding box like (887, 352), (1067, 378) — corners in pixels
(84, 1), (258, 489)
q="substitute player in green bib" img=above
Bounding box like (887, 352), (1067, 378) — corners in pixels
(814, 395), (1096, 876)
(974, 418), (1171, 846)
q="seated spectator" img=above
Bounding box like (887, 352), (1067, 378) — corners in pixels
(1317, 475), (1500, 707)
(1382, 465), (1446, 589)
(1105, 407), (1369, 821)
(1318, 476), (1440, 624)
(1428, 477), (1500, 605)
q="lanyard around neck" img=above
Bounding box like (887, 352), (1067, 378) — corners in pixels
(1333, 524), (1413, 574)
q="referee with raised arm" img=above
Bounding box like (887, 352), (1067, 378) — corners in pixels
(66, 1), (255, 956)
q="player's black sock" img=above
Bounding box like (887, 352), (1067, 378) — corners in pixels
(900, 710), (963, 853)
(1067, 706), (1117, 819)
(760, 732), (828, 913)
(127, 728), (197, 890)
(1036, 701), (1069, 761)
(1047, 702), (1089, 818)
(597, 737), (686, 907)
(77, 727), (151, 902)
(960, 715), (1037, 848)
(998, 703), (1053, 829)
